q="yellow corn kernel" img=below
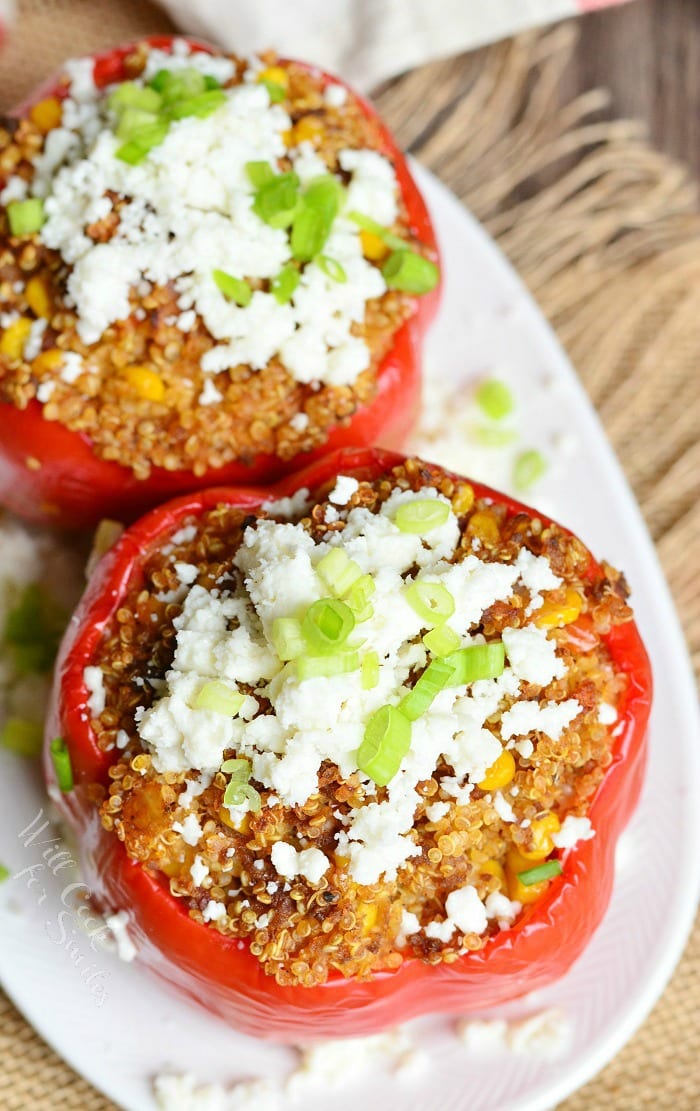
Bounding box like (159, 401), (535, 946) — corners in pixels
(358, 901), (379, 934)
(25, 275), (52, 319)
(257, 66), (289, 91)
(505, 845), (550, 903)
(360, 229), (389, 262)
(519, 813), (561, 860)
(468, 510), (500, 546)
(218, 806), (250, 833)
(535, 587), (583, 629)
(480, 859), (506, 888)
(29, 96), (63, 133)
(0, 317), (32, 360)
(32, 347), (64, 374)
(123, 365), (166, 402)
(291, 115), (324, 146)
(478, 748), (516, 791)
(452, 483), (475, 516)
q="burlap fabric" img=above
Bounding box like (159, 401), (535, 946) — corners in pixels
(0, 2), (698, 1108)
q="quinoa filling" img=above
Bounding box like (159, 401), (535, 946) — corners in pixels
(0, 41), (435, 477)
(89, 459), (632, 986)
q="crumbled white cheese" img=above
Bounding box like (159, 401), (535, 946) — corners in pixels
(327, 474), (359, 505)
(500, 698), (581, 741)
(202, 899), (227, 923)
(425, 800), (450, 822)
(324, 83), (349, 108)
(174, 562), (198, 585)
(271, 841), (329, 884)
(0, 175), (29, 204)
(172, 813), (203, 846)
(492, 792), (516, 823)
(502, 624), (565, 687)
(83, 665), (106, 716)
(59, 351), (85, 384)
(445, 885), (488, 935)
(190, 855), (210, 887)
(484, 890), (521, 926)
(198, 379), (223, 406)
(551, 814), (595, 849)
(23, 318), (47, 360)
(104, 910), (136, 962)
(36, 380), (56, 403)
(598, 701), (617, 725)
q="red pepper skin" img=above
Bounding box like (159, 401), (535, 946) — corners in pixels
(44, 447), (652, 1041)
(0, 39), (439, 529)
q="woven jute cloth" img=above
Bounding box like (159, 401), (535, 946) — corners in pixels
(1, 1), (699, 1108)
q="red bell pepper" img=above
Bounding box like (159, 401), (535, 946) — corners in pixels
(44, 446), (652, 1041)
(0, 38), (439, 529)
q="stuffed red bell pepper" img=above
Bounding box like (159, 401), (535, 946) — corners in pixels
(44, 447), (652, 1041)
(0, 38), (439, 528)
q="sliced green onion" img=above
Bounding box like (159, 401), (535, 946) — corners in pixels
(50, 736), (73, 793)
(270, 263), (300, 305)
(224, 781), (261, 812)
(297, 650), (360, 680)
(212, 268), (252, 307)
(253, 171), (301, 229)
(7, 198), (45, 236)
(316, 255), (347, 282)
(444, 642), (505, 686)
(302, 598), (355, 653)
(517, 860), (563, 886)
(115, 106), (161, 140)
(108, 81), (162, 114)
(166, 89), (226, 120)
(221, 757), (251, 782)
(423, 625), (461, 657)
(394, 498), (450, 535)
(204, 74), (222, 91)
(357, 705), (411, 786)
(155, 67), (207, 101)
(245, 160), (275, 189)
(345, 574), (376, 622)
(4, 583), (65, 675)
(0, 864), (10, 883)
(260, 79), (286, 103)
(399, 657), (456, 721)
(290, 175), (343, 261)
(116, 121), (170, 164)
(346, 210), (406, 251)
(404, 581), (455, 627)
(316, 548), (363, 597)
(470, 425), (518, 448)
(381, 249), (439, 294)
(271, 616), (306, 661)
(0, 718), (43, 757)
(361, 650), (380, 690)
(513, 449), (547, 491)
(476, 379), (514, 421)
(194, 681), (244, 716)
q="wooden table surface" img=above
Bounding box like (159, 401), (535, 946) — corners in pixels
(568, 0), (700, 181)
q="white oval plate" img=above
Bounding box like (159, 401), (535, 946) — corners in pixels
(1, 164), (698, 1111)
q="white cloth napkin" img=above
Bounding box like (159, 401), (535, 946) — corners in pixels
(158, 0), (633, 90)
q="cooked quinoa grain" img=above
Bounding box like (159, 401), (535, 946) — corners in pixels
(0, 43), (434, 479)
(86, 458), (632, 986)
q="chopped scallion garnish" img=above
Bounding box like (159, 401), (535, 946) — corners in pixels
(50, 736), (73, 793)
(316, 255), (347, 283)
(316, 548), (363, 597)
(423, 625), (461, 657)
(0, 863), (10, 883)
(253, 171), (301, 229)
(115, 106), (161, 141)
(290, 175), (343, 261)
(404, 581), (455, 627)
(513, 449), (547, 491)
(361, 650), (380, 690)
(0, 718), (43, 757)
(302, 597), (355, 654)
(357, 704), (411, 786)
(381, 248), (439, 294)
(245, 160), (275, 189)
(108, 81), (162, 114)
(224, 781), (261, 811)
(115, 121), (170, 164)
(270, 263), (300, 305)
(296, 650), (360, 680)
(394, 498), (450, 535)
(344, 574), (375, 622)
(346, 211), (406, 251)
(166, 89), (226, 120)
(271, 616), (306, 661)
(221, 757), (251, 781)
(194, 681), (244, 716)
(476, 379), (514, 421)
(7, 198), (45, 237)
(212, 268), (252, 307)
(444, 642), (505, 686)
(260, 79), (287, 103)
(399, 657), (456, 721)
(517, 860), (563, 886)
